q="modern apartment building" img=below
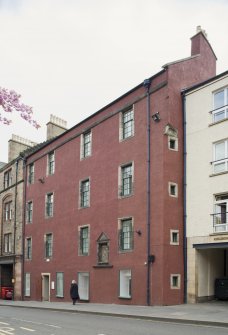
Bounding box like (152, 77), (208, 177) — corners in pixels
(22, 28), (217, 306)
(184, 71), (228, 303)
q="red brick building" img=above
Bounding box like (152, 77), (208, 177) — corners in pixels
(23, 29), (216, 305)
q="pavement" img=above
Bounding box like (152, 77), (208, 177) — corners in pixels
(0, 299), (228, 328)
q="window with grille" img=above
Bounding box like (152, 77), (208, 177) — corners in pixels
(27, 201), (33, 223)
(45, 233), (53, 258)
(81, 131), (92, 158)
(80, 179), (90, 208)
(26, 238), (32, 260)
(121, 164), (133, 197)
(46, 193), (54, 217)
(119, 218), (133, 251)
(121, 108), (134, 140)
(28, 163), (34, 184)
(48, 151), (55, 175)
(79, 226), (89, 255)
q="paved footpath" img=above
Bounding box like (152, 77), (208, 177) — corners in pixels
(0, 299), (228, 328)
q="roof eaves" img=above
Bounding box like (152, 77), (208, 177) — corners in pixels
(0, 159), (16, 172)
(21, 137), (57, 159)
(66, 68), (166, 132)
(0, 162), (6, 170)
(182, 70), (228, 95)
(24, 68), (166, 158)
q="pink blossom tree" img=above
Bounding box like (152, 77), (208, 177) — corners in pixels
(0, 87), (40, 128)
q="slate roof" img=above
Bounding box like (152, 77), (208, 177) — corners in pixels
(0, 162), (6, 169)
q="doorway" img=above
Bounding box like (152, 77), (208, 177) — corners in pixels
(41, 273), (50, 301)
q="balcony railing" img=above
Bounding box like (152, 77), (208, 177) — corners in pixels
(212, 212), (228, 233)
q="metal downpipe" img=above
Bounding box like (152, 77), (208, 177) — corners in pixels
(144, 78), (152, 306)
(21, 156), (27, 301)
(182, 93), (188, 304)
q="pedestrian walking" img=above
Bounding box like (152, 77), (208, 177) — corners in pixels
(70, 280), (79, 305)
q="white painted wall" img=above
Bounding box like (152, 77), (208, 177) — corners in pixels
(186, 74), (228, 237)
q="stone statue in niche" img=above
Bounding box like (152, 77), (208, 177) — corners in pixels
(97, 233), (109, 264)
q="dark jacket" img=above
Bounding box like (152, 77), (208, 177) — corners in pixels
(70, 283), (79, 299)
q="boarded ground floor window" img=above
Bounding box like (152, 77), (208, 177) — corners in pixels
(119, 269), (131, 298)
(78, 272), (89, 300)
(24, 273), (31, 297)
(56, 272), (64, 297)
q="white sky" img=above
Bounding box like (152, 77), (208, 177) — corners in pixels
(1, 0), (228, 162)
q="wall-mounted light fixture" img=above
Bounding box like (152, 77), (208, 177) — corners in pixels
(148, 254), (155, 263)
(143, 78), (151, 89)
(135, 229), (142, 236)
(152, 112), (160, 122)
(38, 177), (45, 184)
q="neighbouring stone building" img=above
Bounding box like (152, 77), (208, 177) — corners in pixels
(0, 135), (37, 300)
(0, 115), (67, 300)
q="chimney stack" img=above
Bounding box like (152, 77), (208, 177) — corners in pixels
(8, 135), (37, 162)
(191, 26), (216, 58)
(46, 114), (67, 140)
(196, 25), (207, 38)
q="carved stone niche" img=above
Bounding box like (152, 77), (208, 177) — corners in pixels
(97, 232), (110, 266)
(164, 123), (178, 138)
